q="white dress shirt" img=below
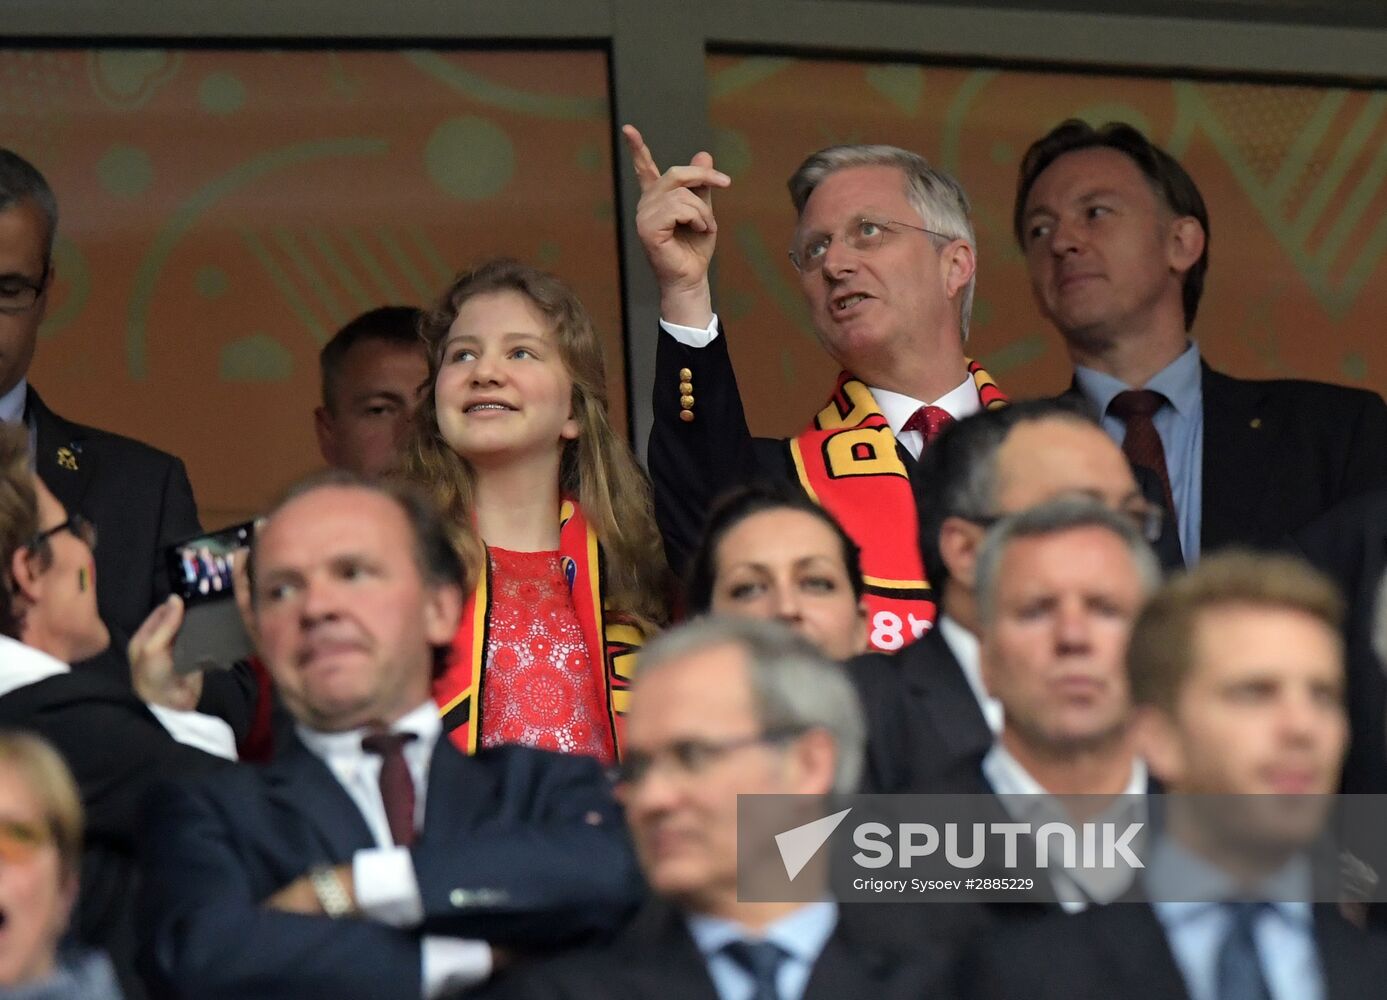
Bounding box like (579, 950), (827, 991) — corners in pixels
(660, 316), (979, 460)
(0, 378), (26, 427)
(296, 701), (491, 999)
(934, 615), (1002, 735)
(983, 742), (1147, 912)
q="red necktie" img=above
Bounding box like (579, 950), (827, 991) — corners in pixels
(1108, 389), (1176, 517)
(361, 731), (417, 847)
(902, 404), (955, 447)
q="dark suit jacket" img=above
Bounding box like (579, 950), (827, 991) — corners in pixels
(138, 735), (643, 1000)
(1293, 486), (1387, 793)
(1201, 366), (1387, 551)
(1070, 364), (1387, 556)
(0, 667), (229, 999)
(486, 897), (950, 1000)
(650, 326), (801, 576)
(30, 387), (201, 646)
(850, 627), (992, 794)
(960, 897), (1387, 1000)
(29, 387), (254, 738)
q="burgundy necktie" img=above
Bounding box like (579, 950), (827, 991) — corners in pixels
(902, 404), (955, 447)
(1108, 389), (1176, 517)
(361, 731), (417, 847)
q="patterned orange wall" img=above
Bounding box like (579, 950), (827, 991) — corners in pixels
(705, 55), (1387, 435)
(0, 48), (621, 525)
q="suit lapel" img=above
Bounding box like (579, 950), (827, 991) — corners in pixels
(902, 631), (991, 762)
(26, 388), (94, 517)
(1200, 366), (1274, 551)
(419, 736), (496, 843)
(616, 901), (721, 1000)
(803, 930), (875, 1000)
(1089, 903), (1192, 1000)
(1314, 905), (1373, 1000)
(265, 738), (377, 860)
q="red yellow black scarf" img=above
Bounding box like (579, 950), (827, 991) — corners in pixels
(435, 500), (641, 758)
(789, 360), (1006, 651)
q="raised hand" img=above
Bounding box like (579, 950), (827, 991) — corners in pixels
(130, 594), (203, 712)
(623, 124), (730, 328)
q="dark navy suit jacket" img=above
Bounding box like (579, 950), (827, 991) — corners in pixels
(139, 735), (643, 1000)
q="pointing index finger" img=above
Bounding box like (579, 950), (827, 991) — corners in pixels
(622, 124), (662, 188)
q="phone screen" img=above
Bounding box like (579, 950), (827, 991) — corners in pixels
(166, 521), (255, 609)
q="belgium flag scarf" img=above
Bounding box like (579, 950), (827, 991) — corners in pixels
(435, 500), (642, 758)
(789, 359), (1006, 651)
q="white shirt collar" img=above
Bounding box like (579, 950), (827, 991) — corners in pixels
(935, 615), (1003, 736)
(0, 379), (27, 427)
(983, 741), (1148, 911)
(0, 633), (69, 698)
(983, 741), (1147, 799)
(297, 699), (442, 768)
(870, 374), (979, 437)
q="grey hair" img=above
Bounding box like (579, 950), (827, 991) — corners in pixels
(788, 144), (977, 339)
(634, 616), (867, 793)
(0, 149), (57, 260)
(975, 497), (1162, 626)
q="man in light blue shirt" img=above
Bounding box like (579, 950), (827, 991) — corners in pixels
(1015, 120), (1387, 565)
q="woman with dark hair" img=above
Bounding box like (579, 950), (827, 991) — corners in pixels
(686, 484), (868, 660)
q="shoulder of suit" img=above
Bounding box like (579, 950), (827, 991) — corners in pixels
(1207, 368), (1385, 408)
(844, 648), (910, 695)
(34, 395), (186, 469)
(470, 741), (609, 783)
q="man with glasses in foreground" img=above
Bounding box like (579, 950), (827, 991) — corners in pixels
(854, 400), (1164, 794)
(493, 616), (949, 999)
(0, 149), (204, 692)
(0, 422), (235, 999)
(625, 127), (1005, 651)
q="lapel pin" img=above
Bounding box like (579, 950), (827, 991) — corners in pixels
(56, 446), (78, 471)
(1249, 417), (1262, 430)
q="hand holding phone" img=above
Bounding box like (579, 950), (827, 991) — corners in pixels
(164, 521), (258, 673)
(129, 595), (203, 711)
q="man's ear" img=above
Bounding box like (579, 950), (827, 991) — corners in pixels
(938, 515), (985, 590)
(314, 406), (337, 467)
(850, 597), (870, 656)
(33, 259), (55, 325)
(786, 727), (839, 796)
(941, 240), (976, 301)
(10, 544), (42, 604)
(423, 582), (464, 647)
(1133, 704), (1184, 788)
(1166, 217), (1205, 277)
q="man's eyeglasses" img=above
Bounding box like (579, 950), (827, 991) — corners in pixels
(969, 499), (1166, 544)
(789, 218), (952, 273)
(0, 819), (52, 864)
(615, 727), (808, 786)
(0, 263), (50, 316)
(30, 512), (98, 552)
